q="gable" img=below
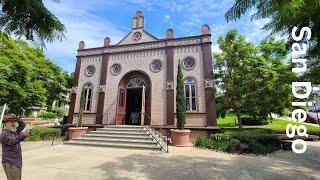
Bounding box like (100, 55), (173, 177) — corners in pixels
(116, 30), (158, 45)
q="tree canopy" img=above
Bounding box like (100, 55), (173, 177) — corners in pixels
(0, 32), (71, 115)
(0, 0), (65, 47)
(225, 0), (320, 84)
(214, 29), (296, 129)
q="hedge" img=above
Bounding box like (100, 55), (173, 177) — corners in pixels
(40, 112), (57, 120)
(195, 129), (282, 154)
(25, 126), (61, 141)
(241, 116), (270, 125)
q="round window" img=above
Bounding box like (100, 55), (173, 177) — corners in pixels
(150, 59), (162, 72)
(85, 65), (95, 77)
(110, 63), (122, 75)
(183, 57), (196, 70)
(132, 31), (142, 42)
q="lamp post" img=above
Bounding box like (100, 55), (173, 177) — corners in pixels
(0, 104), (7, 131)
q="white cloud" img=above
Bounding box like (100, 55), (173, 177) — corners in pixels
(43, 0), (126, 72)
(164, 15), (170, 22)
(212, 44), (222, 54)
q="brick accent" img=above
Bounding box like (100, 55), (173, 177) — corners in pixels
(67, 57), (82, 124)
(166, 47), (175, 125)
(201, 41), (217, 126)
(96, 54), (109, 124)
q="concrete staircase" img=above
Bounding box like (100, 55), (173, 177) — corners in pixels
(64, 125), (163, 151)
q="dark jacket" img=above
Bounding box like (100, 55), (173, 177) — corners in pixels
(16, 117), (26, 133)
(0, 129), (25, 168)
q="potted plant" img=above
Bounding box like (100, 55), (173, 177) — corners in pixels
(170, 63), (190, 146)
(68, 87), (88, 140)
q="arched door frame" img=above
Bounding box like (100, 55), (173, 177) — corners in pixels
(116, 70), (152, 125)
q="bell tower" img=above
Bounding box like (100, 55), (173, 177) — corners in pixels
(132, 11), (144, 29)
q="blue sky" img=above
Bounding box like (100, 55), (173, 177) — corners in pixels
(44, 0), (270, 73)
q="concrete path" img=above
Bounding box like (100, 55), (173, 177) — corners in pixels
(1, 141), (320, 180)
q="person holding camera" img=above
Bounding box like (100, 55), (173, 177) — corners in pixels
(1, 114), (29, 180)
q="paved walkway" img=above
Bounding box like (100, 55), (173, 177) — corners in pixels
(1, 141), (320, 180)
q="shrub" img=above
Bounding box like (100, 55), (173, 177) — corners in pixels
(52, 107), (65, 118)
(40, 112), (57, 120)
(195, 129), (281, 154)
(194, 135), (212, 148)
(25, 127), (61, 141)
(242, 116), (270, 125)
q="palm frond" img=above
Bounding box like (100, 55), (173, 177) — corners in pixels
(0, 0), (65, 48)
(225, 0), (261, 22)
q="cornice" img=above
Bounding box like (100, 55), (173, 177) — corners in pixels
(76, 34), (212, 57)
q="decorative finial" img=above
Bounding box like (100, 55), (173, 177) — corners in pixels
(201, 24), (210, 35)
(136, 11), (142, 17)
(104, 37), (110, 47)
(166, 29), (174, 39)
(78, 41), (85, 50)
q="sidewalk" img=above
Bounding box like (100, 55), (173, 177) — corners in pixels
(1, 141), (320, 180)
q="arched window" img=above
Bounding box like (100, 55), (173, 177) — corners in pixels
(184, 77), (197, 111)
(83, 83), (93, 111)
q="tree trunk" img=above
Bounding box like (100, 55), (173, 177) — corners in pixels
(236, 112), (242, 130)
(269, 112), (273, 120)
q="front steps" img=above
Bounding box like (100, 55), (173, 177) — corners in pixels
(64, 125), (164, 151)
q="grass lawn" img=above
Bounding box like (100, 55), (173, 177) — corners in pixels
(218, 113), (320, 136)
(195, 113), (320, 154)
(217, 112), (237, 128)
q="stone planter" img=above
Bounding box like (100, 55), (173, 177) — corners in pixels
(68, 127), (88, 140)
(170, 129), (191, 147)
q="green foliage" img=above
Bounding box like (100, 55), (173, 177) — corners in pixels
(214, 30), (295, 128)
(225, 0), (320, 84)
(215, 95), (227, 119)
(241, 116), (270, 126)
(52, 107), (66, 118)
(78, 87), (86, 127)
(195, 129), (282, 154)
(218, 113), (320, 136)
(217, 112), (237, 128)
(0, 0), (66, 48)
(40, 112), (57, 120)
(264, 119), (320, 136)
(176, 63), (186, 130)
(25, 126), (61, 141)
(0, 32), (70, 115)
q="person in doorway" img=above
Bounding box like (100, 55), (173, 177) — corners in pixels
(0, 114), (29, 180)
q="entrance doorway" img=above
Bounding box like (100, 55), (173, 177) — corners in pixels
(125, 88), (142, 125)
(116, 71), (151, 125)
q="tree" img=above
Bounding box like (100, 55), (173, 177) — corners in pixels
(214, 30), (295, 129)
(0, 32), (69, 115)
(78, 87), (85, 127)
(176, 62), (186, 130)
(225, 0), (320, 84)
(258, 39), (296, 118)
(214, 29), (259, 129)
(0, 0), (65, 47)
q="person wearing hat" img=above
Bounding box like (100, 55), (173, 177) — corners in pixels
(0, 114), (29, 180)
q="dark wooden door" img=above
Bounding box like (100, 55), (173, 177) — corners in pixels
(116, 88), (126, 125)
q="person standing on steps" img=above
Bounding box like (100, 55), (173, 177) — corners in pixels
(0, 114), (29, 180)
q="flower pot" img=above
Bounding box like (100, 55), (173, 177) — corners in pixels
(68, 127), (88, 140)
(170, 129), (191, 147)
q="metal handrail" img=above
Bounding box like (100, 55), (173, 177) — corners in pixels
(143, 113), (169, 153)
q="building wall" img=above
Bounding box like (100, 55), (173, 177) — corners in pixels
(73, 46), (207, 126)
(173, 45), (206, 126)
(104, 49), (167, 125)
(68, 11), (216, 127)
(73, 56), (102, 124)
